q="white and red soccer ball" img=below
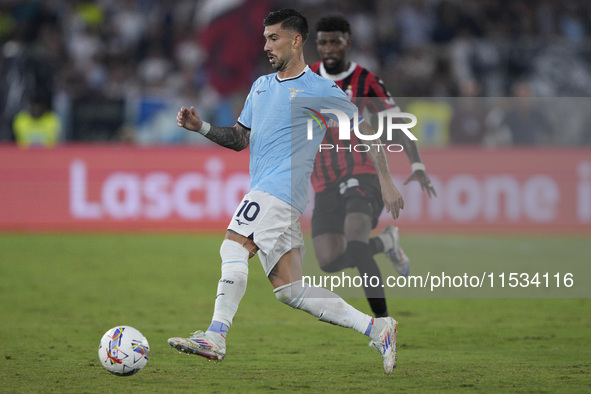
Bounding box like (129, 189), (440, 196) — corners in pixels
(98, 326), (149, 376)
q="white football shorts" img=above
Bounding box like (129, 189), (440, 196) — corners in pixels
(227, 190), (305, 276)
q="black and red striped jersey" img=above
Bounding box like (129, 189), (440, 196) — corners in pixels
(310, 61), (398, 192)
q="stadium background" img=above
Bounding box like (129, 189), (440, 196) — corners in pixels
(1, 0), (590, 233)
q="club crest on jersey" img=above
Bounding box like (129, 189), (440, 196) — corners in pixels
(288, 88), (304, 101)
(345, 85), (353, 99)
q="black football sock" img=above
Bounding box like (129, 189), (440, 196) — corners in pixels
(368, 299), (389, 318)
(369, 236), (385, 256)
(347, 241), (388, 317)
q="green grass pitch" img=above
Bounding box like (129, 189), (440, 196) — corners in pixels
(0, 233), (589, 392)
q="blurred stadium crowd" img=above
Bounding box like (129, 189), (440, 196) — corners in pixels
(1, 0), (591, 146)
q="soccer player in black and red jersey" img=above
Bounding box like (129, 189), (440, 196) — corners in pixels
(310, 15), (436, 318)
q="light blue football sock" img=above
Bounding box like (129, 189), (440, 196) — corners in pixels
(207, 320), (229, 337)
(364, 318), (374, 337)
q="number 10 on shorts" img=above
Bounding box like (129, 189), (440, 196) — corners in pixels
(236, 200), (261, 222)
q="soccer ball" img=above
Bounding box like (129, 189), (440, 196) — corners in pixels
(98, 326), (149, 376)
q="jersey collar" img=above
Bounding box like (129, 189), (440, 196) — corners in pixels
(319, 62), (357, 81)
(276, 65), (310, 82)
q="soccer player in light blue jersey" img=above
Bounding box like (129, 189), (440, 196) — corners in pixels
(168, 9), (403, 374)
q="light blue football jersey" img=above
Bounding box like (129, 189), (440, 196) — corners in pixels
(237, 66), (359, 213)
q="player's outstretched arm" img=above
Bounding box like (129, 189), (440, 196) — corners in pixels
(177, 106), (250, 151)
(391, 129), (437, 198)
(358, 120), (404, 219)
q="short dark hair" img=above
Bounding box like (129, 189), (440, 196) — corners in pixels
(263, 9), (309, 42)
(315, 15), (351, 35)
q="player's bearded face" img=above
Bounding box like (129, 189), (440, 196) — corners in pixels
(269, 51), (289, 71)
(316, 31), (350, 74)
(264, 25), (294, 72)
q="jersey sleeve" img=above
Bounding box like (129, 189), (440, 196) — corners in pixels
(237, 80), (258, 129)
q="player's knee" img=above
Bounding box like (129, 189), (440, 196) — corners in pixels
(315, 247), (345, 273)
(344, 197), (373, 217)
(313, 236), (345, 268)
(315, 249), (338, 270)
(273, 280), (307, 309)
(344, 199), (373, 235)
(225, 230), (258, 258)
(219, 239), (249, 275)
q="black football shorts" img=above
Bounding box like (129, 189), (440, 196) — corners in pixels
(311, 173), (384, 238)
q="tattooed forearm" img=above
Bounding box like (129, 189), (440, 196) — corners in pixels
(204, 125), (250, 151)
(359, 121), (391, 177)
